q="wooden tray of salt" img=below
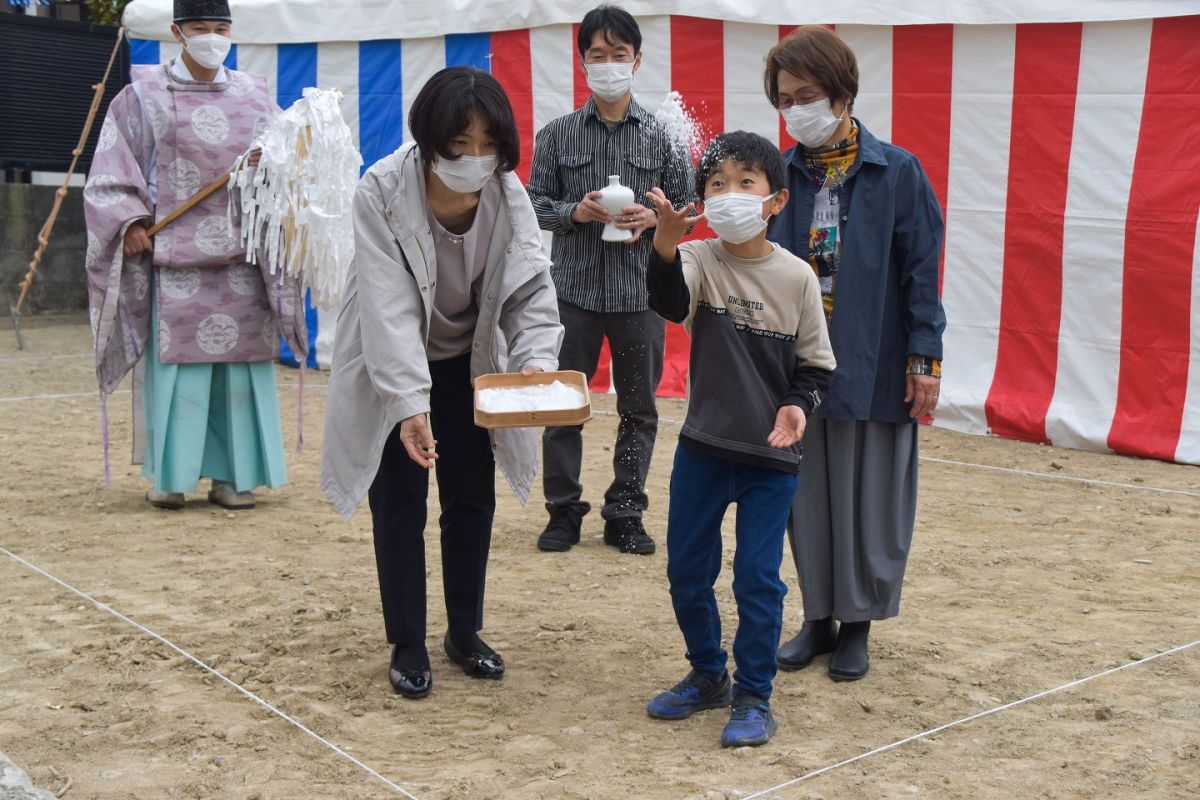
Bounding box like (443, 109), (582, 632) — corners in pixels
(473, 370), (592, 429)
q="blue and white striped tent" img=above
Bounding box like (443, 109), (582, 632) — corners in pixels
(125, 15), (521, 370)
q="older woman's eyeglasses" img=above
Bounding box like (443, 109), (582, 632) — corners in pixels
(776, 90), (827, 111)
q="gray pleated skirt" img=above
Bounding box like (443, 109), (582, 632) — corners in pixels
(786, 414), (919, 622)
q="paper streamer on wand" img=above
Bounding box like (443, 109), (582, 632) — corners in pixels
(229, 87), (362, 311)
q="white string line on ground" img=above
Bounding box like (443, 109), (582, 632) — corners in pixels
(0, 389), (130, 404)
(919, 456), (1200, 499)
(741, 639), (1199, 800)
(591, 410), (1200, 500)
(0, 352), (92, 364)
(0, 382), (327, 404)
(0, 545), (420, 800)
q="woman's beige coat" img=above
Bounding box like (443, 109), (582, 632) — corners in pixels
(321, 143), (563, 518)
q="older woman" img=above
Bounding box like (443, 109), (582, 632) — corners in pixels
(764, 28), (946, 682)
(321, 67), (563, 699)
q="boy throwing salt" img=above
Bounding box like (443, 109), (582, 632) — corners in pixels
(643, 131), (835, 747)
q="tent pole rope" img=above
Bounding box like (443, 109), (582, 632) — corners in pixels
(13, 26), (127, 319)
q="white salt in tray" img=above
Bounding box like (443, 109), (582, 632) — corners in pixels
(473, 370), (592, 429)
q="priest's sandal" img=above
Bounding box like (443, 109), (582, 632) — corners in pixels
(208, 480), (256, 510)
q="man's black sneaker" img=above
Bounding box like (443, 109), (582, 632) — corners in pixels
(537, 507), (584, 552)
(603, 517), (656, 555)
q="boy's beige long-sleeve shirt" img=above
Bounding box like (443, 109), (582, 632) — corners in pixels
(648, 238), (836, 471)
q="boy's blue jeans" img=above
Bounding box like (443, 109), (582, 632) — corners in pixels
(666, 442), (798, 700)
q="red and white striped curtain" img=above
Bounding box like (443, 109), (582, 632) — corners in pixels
(511, 17), (1198, 466)
(130, 13), (1200, 464)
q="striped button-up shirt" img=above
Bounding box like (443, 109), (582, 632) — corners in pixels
(527, 97), (694, 314)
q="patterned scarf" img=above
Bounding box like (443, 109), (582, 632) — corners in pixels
(802, 127), (860, 325)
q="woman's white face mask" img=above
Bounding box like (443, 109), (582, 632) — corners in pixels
(703, 191), (777, 245)
(431, 154), (498, 194)
(782, 98), (845, 148)
(182, 32), (232, 70)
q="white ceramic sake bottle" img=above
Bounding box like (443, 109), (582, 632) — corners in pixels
(598, 175), (635, 242)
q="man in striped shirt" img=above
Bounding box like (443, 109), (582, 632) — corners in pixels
(527, 4), (694, 556)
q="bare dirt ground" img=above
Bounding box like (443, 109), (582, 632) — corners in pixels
(1, 315), (1197, 800)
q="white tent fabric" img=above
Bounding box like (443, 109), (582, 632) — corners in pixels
(123, 0), (1200, 43)
(122, 5), (1200, 465)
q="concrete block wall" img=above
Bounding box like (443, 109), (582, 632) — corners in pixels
(1, 183), (89, 314)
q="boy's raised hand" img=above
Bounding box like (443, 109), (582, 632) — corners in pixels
(646, 187), (703, 262)
(767, 404), (807, 449)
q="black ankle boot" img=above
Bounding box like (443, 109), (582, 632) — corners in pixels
(828, 620), (870, 682)
(776, 616), (838, 671)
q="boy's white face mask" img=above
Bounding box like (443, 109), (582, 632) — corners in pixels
(182, 32), (232, 70)
(431, 154), (498, 194)
(704, 191), (777, 245)
(585, 62), (635, 102)
(782, 98), (845, 148)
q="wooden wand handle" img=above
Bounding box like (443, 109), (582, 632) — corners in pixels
(147, 173), (232, 237)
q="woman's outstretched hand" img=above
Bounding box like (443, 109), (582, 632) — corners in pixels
(399, 413), (438, 469)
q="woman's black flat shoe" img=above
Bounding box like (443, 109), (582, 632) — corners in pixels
(443, 632), (505, 679)
(388, 645), (432, 699)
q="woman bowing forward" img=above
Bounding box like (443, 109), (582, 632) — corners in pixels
(321, 68), (563, 699)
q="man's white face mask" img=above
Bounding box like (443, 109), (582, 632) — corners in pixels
(182, 32), (233, 70)
(585, 62), (635, 102)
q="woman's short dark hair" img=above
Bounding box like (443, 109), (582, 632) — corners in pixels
(764, 26), (859, 112)
(408, 66), (521, 172)
(695, 131), (786, 201)
(577, 4), (642, 56)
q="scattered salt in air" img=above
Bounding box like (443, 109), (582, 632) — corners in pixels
(652, 90), (707, 162)
(478, 381), (587, 413)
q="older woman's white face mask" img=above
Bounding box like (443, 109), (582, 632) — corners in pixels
(782, 99), (845, 148)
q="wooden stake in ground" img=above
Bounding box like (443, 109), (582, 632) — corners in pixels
(10, 27), (127, 350)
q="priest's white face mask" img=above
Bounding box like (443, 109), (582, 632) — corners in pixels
(173, 22), (233, 70)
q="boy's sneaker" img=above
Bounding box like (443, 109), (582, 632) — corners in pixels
(720, 690), (777, 747)
(537, 507), (583, 551)
(603, 517), (656, 555)
(646, 669), (732, 720)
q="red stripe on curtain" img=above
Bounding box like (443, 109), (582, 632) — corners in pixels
(777, 24), (799, 150)
(985, 23), (1083, 444)
(491, 29), (534, 184)
(572, 23), (589, 109)
(1108, 15), (1200, 460)
(891, 24), (954, 295)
